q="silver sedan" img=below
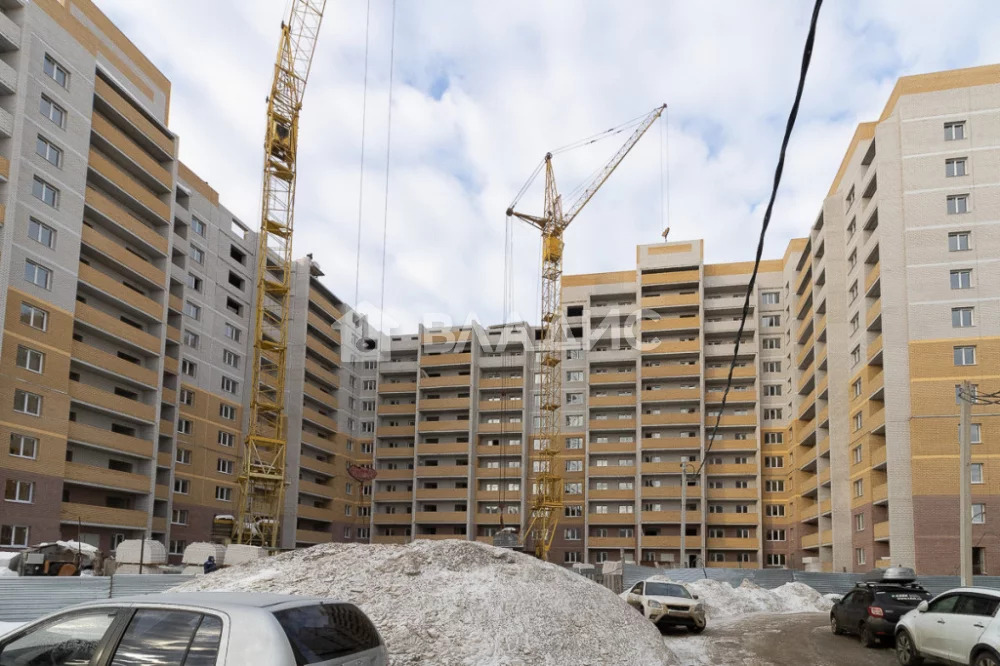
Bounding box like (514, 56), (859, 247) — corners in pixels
(0, 591), (387, 665)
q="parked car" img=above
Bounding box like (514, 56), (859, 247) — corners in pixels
(0, 591), (387, 666)
(895, 587), (1000, 666)
(620, 578), (706, 633)
(830, 567), (932, 647)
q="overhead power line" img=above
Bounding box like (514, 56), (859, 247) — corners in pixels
(698, 0), (824, 474)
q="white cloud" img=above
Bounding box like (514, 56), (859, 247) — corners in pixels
(97, 0), (1000, 332)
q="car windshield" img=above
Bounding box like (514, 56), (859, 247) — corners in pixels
(644, 583), (691, 599)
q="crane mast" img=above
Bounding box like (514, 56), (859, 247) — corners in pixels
(236, 0), (327, 548)
(507, 104), (666, 561)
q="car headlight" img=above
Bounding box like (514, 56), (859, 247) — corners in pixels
(647, 601), (662, 609)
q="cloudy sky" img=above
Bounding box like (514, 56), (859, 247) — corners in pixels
(98, 0), (1000, 333)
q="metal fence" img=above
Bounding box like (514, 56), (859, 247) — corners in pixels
(0, 575), (194, 622)
(621, 564), (1000, 597)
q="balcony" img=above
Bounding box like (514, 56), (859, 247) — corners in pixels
(873, 483), (888, 505)
(422, 397), (471, 411)
(60, 502), (147, 529)
(874, 521), (890, 541)
(640, 486), (683, 499)
(302, 407), (337, 432)
(88, 149), (170, 223)
(588, 513), (638, 525)
(0, 10), (20, 52)
(376, 425), (415, 438)
(296, 529), (332, 544)
(421, 352), (472, 367)
(91, 114), (172, 192)
(380, 381), (417, 393)
(94, 78), (174, 159)
(420, 375), (471, 388)
(866, 298), (882, 330)
(640, 411), (699, 427)
(299, 456), (338, 478)
(708, 439), (758, 452)
(708, 488), (757, 500)
(69, 382), (156, 423)
(589, 441), (637, 454)
(64, 462), (150, 493)
(415, 511), (467, 524)
(868, 335), (884, 366)
(705, 463), (757, 476)
(801, 532), (819, 549)
(642, 340), (700, 356)
(588, 537), (636, 549)
(375, 468), (414, 480)
(641, 315), (701, 333)
(706, 537), (758, 550)
(417, 419), (471, 433)
(296, 504), (333, 522)
(705, 366), (755, 380)
(298, 480), (335, 499)
(641, 437), (701, 451)
(641, 269), (699, 286)
(373, 513), (413, 525)
(588, 465), (636, 478)
(589, 394), (637, 407)
(72, 341), (157, 388)
(705, 389), (756, 404)
(641, 293), (700, 309)
(477, 422), (521, 434)
(373, 535), (410, 544)
(642, 388), (700, 403)
(309, 288), (342, 321)
(416, 465), (469, 478)
(706, 512), (759, 525)
(475, 490), (522, 501)
(479, 377), (522, 390)
(642, 535), (704, 549)
(865, 262), (881, 295)
(588, 488), (636, 501)
(589, 371), (636, 385)
(716, 414), (757, 427)
(642, 462), (683, 475)
(641, 364), (700, 379)
(375, 444), (414, 458)
(589, 418), (637, 431)
(418, 442), (469, 455)
(642, 510), (701, 524)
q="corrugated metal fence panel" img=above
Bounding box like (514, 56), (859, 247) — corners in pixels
(914, 576), (962, 596)
(109, 575), (193, 598)
(747, 569), (797, 589)
(792, 572), (866, 596)
(0, 577), (110, 621)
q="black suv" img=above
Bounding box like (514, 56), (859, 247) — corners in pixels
(830, 568), (932, 648)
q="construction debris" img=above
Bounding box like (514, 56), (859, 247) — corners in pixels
(173, 539), (672, 665)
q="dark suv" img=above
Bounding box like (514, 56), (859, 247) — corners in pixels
(830, 568), (932, 648)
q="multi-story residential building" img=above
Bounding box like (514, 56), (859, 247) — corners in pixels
(0, 0), (370, 559)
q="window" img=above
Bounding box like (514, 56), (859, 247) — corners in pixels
(944, 121), (966, 141)
(16, 346), (44, 373)
(972, 463), (983, 485)
(954, 346), (976, 366)
(221, 377), (238, 394)
(952, 307), (974, 328)
(763, 408), (782, 420)
(179, 389), (194, 406)
(856, 548), (866, 565)
(177, 419), (193, 435)
(854, 479), (864, 497)
(171, 509), (188, 525)
(766, 554), (786, 567)
(764, 456), (783, 468)
(9, 433), (38, 459)
(850, 313), (860, 334)
(853, 379), (862, 398)
(564, 483), (582, 495)
(43, 54), (69, 87)
(565, 414), (583, 427)
(565, 460), (582, 472)
(216, 459), (234, 475)
(191, 217), (206, 236)
(848, 249), (857, 269)
(564, 552), (580, 564)
(2, 609), (121, 664)
(853, 412), (863, 431)
(4, 479), (33, 503)
(765, 504), (785, 517)
(224, 323), (241, 342)
(222, 349), (240, 368)
(855, 513), (865, 531)
(564, 528), (581, 541)
(949, 232), (970, 252)
(763, 361), (781, 373)
(762, 315), (780, 328)
(184, 301), (201, 320)
(175, 448), (191, 464)
(32, 176), (59, 208)
(230, 219), (248, 239)
(762, 337), (780, 350)
(972, 424), (982, 444)
(181, 359), (197, 377)
(761, 291), (779, 305)
(765, 480), (784, 492)
(13, 389), (42, 416)
(362, 379), (377, 391)
(764, 432), (782, 444)
(566, 392), (583, 405)
(566, 371), (583, 382)
(227, 271), (244, 290)
(35, 135), (63, 167)
(848, 281), (858, 303)
(566, 349), (582, 360)
(851, 346), (861, 366)
(566, 437), (583, 450)
(853, 445), (862, 464)
(564, 505), (583, 517)
(185, 273), (203, 292)
(947, 194), (969, 215)
(946, 157), (968, 177)
(24, 259), (52, 289)
(28, 219), (57, 250)
(847, 218), (856, 237)
(219, 404), (236, 421)
(39, 95), (66, 127)
(190, 245), (205, 264)
(20, 302), (48, 330)
(973, 503), (985, 524)
(949, 272), (975, 296)
(111, 609), (222, 665)
(173, 478), (190, 494)
(764, 385), (781, 397)
(218, 431), (235, 447)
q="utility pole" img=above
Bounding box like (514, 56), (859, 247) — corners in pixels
(680, 456), (694, 569)
(959, 380), (973, 586)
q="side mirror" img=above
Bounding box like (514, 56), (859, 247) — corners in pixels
(693, 595), (699, 600)
(917, 601), (928, 613)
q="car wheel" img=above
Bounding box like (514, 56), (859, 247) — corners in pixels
(859, 622), (877, 648)
(895, 630), (923, 666)
(830, 613), (843, 635)
(689, 624), (706, 634)
(973, 649), (1000, 666)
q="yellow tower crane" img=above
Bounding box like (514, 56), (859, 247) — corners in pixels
(506, 104), (666, 561)
(235, 0), (327, 548)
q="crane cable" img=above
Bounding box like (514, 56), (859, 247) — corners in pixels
(697, 0), (823, 475)
(376, 0), (397, 340)
(352, 0), (372, 312)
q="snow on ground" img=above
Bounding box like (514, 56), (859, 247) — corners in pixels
(0, 551), (17, 577)
(682, 578), (834, 619)
(173, 540), (673, 666)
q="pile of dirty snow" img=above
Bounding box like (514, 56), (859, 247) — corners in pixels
(683, 578), (833, 619)
(0, 552), (17, 577)
(173, 540), (672, 666)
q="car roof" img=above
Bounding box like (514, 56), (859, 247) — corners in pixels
(939, 587), (1000, 598)
(77, 591), (337, 612)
